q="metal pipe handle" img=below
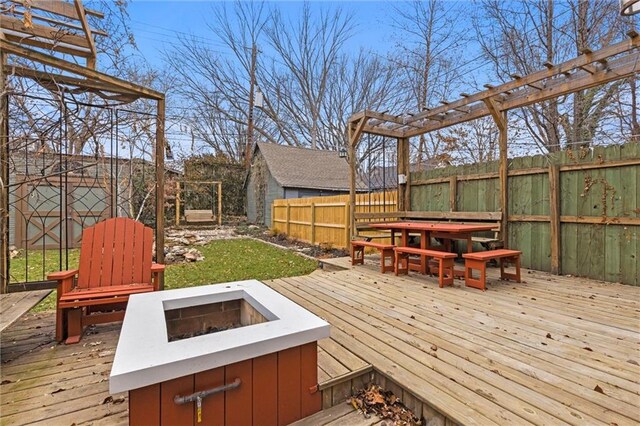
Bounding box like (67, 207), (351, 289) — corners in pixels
(174, 378), (241, 405)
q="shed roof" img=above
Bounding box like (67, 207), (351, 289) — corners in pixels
(255, 142), (350, 191)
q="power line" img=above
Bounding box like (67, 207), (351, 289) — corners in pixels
(130, 19), (228, 47)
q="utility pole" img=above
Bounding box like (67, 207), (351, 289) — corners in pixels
(245, 43), (257, 169)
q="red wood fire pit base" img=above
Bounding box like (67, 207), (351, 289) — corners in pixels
(129, 342), (319, 426)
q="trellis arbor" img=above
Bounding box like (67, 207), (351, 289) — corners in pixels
(1, 0), (166, 292)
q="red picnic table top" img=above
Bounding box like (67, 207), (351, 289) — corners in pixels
(369, 222), (497, 233)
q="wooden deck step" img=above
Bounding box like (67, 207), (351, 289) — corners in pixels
(291, 402), (383, 426)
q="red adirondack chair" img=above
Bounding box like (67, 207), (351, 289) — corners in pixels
(48, 217), (164, 344)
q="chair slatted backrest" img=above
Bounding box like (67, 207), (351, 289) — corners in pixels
(77, 217), (154, 289)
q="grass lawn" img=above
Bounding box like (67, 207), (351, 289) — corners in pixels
(11, 239), (318, 312)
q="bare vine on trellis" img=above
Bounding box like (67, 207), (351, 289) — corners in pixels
(580, 175), (618, 217)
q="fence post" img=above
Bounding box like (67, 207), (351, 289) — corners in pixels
(286, 203), (291, 236)
(449, 176), (457, 212)
(271, 203), (275, 230)
(549, 165), (561, 275)
(344, 202), (350, 248)
(310, 203), (315, 245)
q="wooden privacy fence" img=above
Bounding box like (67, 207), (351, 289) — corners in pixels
(410, 143), (639, 285)
(271, 143), (638, 286)
(271, 192), (397, 249)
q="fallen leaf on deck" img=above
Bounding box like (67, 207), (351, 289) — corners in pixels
(51, 388), (66, 394)
(348, 384), (421, 425)
(546, 333), (553, 339)
(626, 359), (639, 366)
(594, 385), (605, 394)
(430, 344), (437, 351)
(1, 380), (13, 385)
(583, 347), (593, 352)
(102, 396), (114, 404)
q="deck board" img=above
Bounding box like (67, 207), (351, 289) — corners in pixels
(273, 257), (640, 426)
(0, 310), (368, 425)
(0, 290), (51, 332)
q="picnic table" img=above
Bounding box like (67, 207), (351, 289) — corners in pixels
(369, 222), (497, 274)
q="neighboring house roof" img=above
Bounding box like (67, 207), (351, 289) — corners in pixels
(253, 142), (350, 191)
(364, 161), (438, 190)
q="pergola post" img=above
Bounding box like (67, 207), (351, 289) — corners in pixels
(0, 49), (8, 294)
(484, 98), (508, 247)
(498, 111), (508, 247)
(155, 97), (166, 289)
(397, 137), (410, 212)
(348, 115), (367, 239)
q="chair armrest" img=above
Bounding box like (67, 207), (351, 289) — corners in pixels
(151, 263), (165, 291)
(151, 263), (165, 272)
(48, 269), (79, 280)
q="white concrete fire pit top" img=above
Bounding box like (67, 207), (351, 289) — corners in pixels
(109, 279), (330, 394)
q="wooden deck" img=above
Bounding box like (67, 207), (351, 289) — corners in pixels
(267, 256), (640, 426)
(1, 257), (638, 425)
(0, 310), (369, 425)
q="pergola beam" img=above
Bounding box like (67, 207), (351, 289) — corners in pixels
(1, 40), (164, 100)
(350, 35), (639, 138)
(73, 0), (97, 68)
(4, 65), (142, 98)
(7, 0), (104, 20)
(1, 16), (92, 50)
(8, 9), (108, 37)
(402, 49), (639, 137)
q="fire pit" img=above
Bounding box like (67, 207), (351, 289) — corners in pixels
(110, 280), (330, 426)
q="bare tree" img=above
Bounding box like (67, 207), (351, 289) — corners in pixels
(389, 0), (469, 165)
(475, 0), (627, 151)
(165, 1), (404, 161)
(264, 3), (355, 149)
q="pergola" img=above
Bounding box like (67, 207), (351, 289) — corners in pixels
(0, 0), (166, 292)
(347, 31), (640, 251)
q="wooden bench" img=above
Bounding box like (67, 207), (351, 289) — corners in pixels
(48, 218), (164, 344)
(184, 209), (215, 223)
(350, 240), (395, 274)
(393, 246), (458, 288)
(462, 249), (522, 291)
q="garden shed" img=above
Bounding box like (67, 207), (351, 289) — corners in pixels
(246, 142), (350, 225)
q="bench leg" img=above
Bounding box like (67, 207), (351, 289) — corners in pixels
(381, 248), (394, 274)
(464, 258), (487, 291)
(438, 258), (455, 288)
(395, 251), (409, 276)
(65, 308), (83, 345)
(351, 245), (364, 266)
(499, 255), (521, 282)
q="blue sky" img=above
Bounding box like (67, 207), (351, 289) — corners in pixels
(127, 1), (412, 68)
